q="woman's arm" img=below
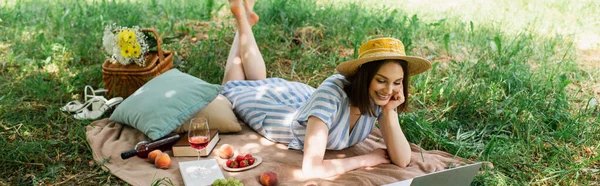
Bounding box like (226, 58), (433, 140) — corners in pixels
(302, 116), (390, 179)
(378, 109), (412, 167)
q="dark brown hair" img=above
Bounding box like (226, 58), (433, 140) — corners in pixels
(343, 60), (410, 116)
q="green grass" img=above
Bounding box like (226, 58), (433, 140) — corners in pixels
(1, 0), (598, 185)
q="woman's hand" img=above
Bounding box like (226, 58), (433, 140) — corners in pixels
(378, 100), (412, 167)
(363, 148), (391, 167)
(383, 91), (404, 112)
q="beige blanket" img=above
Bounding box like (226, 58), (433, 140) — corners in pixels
(86, 119), (468, 186)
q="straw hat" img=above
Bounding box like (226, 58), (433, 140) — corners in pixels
(336, 37), (432, 77)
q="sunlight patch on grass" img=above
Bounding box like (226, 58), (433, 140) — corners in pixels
(360, 0), (600, 72)
(372, 0), (599, 36)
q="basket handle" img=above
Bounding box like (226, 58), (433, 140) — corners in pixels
(140, 28), (165, 63)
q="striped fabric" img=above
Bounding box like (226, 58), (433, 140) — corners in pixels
(221, 74), (381, 151)
(289, 75), (381, 150)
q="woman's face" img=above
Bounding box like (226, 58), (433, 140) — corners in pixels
(369, 61), (405, 106)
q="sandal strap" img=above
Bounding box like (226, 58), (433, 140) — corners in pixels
(84, 85), (107, 102)
(72, 97), (123, 120)
(60, 100), (83, 112)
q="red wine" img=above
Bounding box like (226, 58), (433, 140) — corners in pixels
(121, 133), (181, 159)
(189, 136), (209, 150)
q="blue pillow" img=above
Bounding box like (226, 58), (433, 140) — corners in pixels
(110, 69), (222, 140)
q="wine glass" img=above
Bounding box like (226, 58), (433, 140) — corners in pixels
(188, 117), (210, 178)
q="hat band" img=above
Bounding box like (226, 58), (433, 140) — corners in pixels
(359, 51), (407, 59)
(358, 48), (406, 58)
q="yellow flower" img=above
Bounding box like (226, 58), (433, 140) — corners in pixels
(130, 43), (141, 57)
(120, 45), (131, 57)
(118, 29), (136, 44)
(103, 25), (150, 66)
(117, 29), (141, 58)
(118, 39), (128, 49)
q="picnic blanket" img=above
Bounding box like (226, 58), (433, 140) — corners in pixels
(86, 118), (469, 186)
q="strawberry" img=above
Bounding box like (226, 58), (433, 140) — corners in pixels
(239, 159), (249, 168)
(248, 158), (255, 165)
(231, 160), (239, 168)
(235, 155), (245, 163)
(226, 159), (234, 168)
(244, 153), (253, 159)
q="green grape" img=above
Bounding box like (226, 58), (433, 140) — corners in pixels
(212, 177), (243, 186)
(212, 178), (230, 186)
(219, 179), (228, 185)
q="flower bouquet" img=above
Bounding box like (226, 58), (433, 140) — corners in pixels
(102, 26), (156, 67)
(101, 26), (173, 99)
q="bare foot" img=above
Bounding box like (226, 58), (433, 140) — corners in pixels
(229, 0), (244, 18)
(244, 0), (260, 26)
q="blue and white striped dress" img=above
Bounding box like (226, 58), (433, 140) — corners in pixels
(220, 74), (382, 151)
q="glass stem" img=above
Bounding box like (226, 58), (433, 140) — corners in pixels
(197, 150), (201, 167)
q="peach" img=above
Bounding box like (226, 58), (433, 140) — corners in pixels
(218, 144), (234, 159)
(259, 171), (278, 186)
(147, 149), (162, 163)
(154, 153), (171, 169)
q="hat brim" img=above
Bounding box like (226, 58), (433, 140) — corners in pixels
(336, 55), (432, 77)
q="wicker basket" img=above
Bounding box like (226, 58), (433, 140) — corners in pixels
(102, 28), (173, 99)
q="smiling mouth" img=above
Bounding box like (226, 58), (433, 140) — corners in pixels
(375, 92), (390, 100)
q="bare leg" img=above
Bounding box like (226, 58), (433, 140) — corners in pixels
(222, 0), (266, 84)
(222, 0), (263, 84)
(236, 0), (266, 81)
(245, 0), (259, 25)
(222, 31), (245, 85)
(222, 0), (259, 85)
(222, 0), (260, 84)
(221, 2), (260, 85)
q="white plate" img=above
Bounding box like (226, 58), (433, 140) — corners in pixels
(222, 156), (262, 172)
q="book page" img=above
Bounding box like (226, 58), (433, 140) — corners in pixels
(179, 159), (224, 186)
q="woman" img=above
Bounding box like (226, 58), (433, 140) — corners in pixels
(221, 0), (432, 179)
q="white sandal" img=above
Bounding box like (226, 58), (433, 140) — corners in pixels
(60, 98), (105, 113)
(61, 85), (107, 113)
(60, 100), (85, 112)
(73, 97), (123, 120)
(84, 85), (107, 102)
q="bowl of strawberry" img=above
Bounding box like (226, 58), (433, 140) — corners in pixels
(223, 154), (262, 172)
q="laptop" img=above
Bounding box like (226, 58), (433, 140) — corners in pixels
(382, 162), (482, 186)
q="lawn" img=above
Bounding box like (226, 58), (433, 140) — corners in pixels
(1, 0), (598, 185)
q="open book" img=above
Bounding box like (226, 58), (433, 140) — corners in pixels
(172, 130), (219, 157)
(179, 159), (225, 186)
